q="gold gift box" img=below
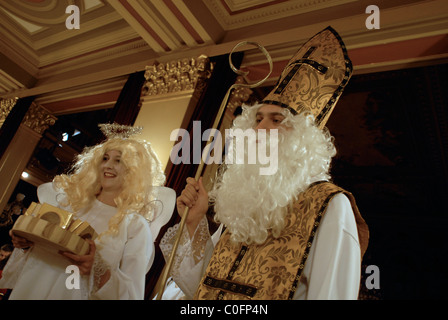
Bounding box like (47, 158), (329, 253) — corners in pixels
(11, 202), (97, 255)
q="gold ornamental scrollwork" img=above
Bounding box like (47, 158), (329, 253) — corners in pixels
(226, 76), (253, 114)
(0, 97), (19, 127)
(22, 103), (57, 135)
(142, 55), (213, 96)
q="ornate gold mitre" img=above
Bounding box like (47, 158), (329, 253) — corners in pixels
(262, 26), (353, 129)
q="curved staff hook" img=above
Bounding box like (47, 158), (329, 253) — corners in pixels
(156, 41), (272, 300)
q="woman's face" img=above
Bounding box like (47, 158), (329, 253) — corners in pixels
(99, 149), (126, 193)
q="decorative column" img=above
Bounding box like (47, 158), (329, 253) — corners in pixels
(0, 103), (56, 213)
(134, 55), (213, 170)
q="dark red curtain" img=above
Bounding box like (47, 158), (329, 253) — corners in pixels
(108, 71), (145, 126)
(88, 71), (145, 145)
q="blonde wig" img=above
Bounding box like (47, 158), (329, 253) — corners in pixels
(53, 137), (165, 237)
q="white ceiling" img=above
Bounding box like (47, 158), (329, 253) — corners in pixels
(0, 0), (447, 115)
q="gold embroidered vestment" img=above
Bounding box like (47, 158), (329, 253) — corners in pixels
(194, 182), (369, 300)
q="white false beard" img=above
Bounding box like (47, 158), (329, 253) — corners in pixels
(209, 109), (335, 245)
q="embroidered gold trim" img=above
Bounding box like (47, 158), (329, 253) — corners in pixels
(195, 182), (368, 300)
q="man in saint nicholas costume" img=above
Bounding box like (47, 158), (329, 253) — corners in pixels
(160, 26), (369, 300)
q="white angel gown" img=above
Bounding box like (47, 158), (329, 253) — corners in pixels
(0, 183), (175, 300)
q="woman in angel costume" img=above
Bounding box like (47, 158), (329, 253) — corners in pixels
(160, 27), (369, 300)
(0, 124), (175, 299)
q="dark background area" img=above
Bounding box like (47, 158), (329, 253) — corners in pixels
(327, 63), (448, 299)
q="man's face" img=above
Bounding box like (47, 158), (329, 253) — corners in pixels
(255, 104), (289, 131)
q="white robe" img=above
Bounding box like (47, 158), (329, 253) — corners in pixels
(160, 193), (362, 300)
(0, 184), (154, 300)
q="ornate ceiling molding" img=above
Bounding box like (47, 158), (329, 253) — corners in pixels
(0, 0), (447, 115)
(0, 0), (68, 26)
(205, 0), (357, 30)
(142, 55), (213, 96)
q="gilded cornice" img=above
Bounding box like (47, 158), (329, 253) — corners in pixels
(142, 55), (213, 96)
(22, 102), (57, 135)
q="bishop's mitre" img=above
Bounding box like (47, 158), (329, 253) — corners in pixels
(262, 26), (353, 129)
